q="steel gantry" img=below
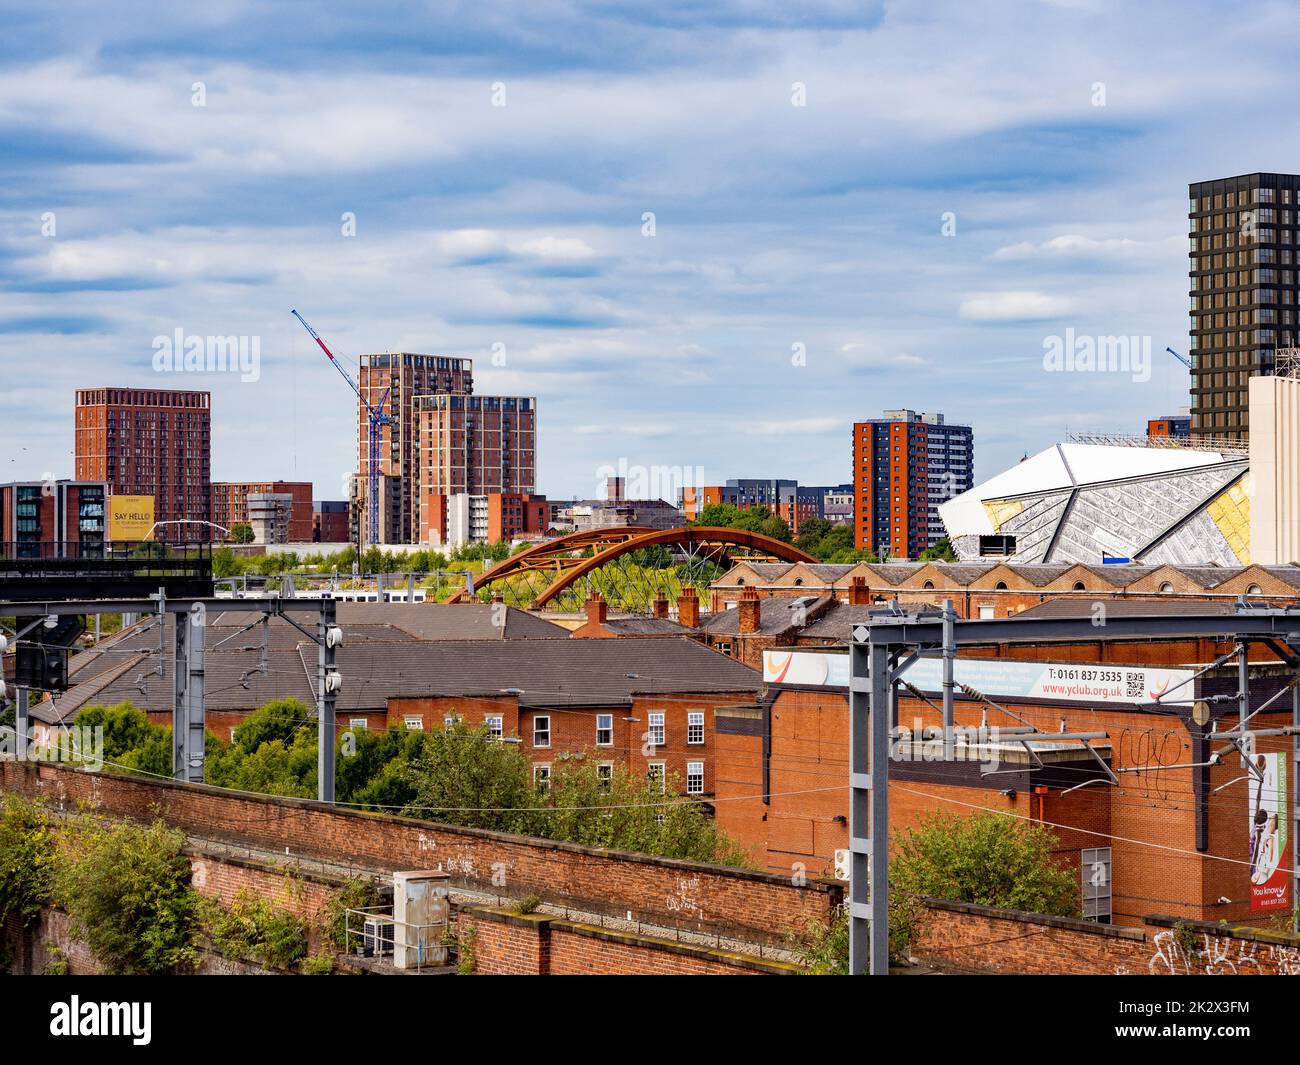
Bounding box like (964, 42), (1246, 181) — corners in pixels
(849, 602), (1300, 975)
(0, 595), (344, 802)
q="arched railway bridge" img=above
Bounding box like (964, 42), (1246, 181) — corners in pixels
(447, 525), (815, 612)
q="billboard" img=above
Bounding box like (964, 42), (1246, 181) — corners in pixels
(1249, 752), (1290, 912)
(107, 495), (155, 540)
(762, 650), (1194, 706)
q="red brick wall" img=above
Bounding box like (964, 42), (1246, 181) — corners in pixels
(1, 760), (837, 944)
(914, 900), (1300, 976)
(466, 907), (800, 975)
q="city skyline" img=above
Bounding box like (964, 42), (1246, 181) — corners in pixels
(5, 3), (1298, 498)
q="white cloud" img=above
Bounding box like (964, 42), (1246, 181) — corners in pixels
(990, 235), (1143, 260)
(959, 291), (1074, 322)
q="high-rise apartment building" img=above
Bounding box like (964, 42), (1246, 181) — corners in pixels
(211, 481), (313, 542)
(357, 352), (474, 543)
(74, 388), (211, 541)
(414, 394), (538, 545)
(853, 410), (973, 559)
(1188, 173), (1300, 438)
(0, 480), (107, 557)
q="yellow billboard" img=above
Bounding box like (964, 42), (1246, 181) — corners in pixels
(108, 495), (155, 540)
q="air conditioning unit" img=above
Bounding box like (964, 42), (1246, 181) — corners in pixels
(363, 917), (395, 957)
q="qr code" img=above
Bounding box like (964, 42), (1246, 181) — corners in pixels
(1126, 673), (1144, 699)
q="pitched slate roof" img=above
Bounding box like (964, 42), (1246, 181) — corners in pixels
(702, 595), (834, 637)
(34, 635), (760, 723)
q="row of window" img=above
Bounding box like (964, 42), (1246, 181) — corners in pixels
(530, 761), (706, 795)
(365, 710), (708, 749)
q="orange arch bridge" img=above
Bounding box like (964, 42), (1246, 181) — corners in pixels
(450, 526), (816, 610)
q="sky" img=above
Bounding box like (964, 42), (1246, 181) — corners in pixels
(3, 0), (1300, 503)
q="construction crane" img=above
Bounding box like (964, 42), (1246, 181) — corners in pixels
(1166, 346), (1194, 370)
(291, 309), (391, 548)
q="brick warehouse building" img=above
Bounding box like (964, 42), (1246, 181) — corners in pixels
(74, 387), (211, 542)
(853, 409), (972, 558)
(32, 604), (761, 799)
(708, 558), (1300, 623)
(210, 481), (314, 542)
(713, 612), (1298, 932)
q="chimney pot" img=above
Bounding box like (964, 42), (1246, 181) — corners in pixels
(677, 586), (700, 628)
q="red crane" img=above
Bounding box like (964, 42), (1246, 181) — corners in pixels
(291, 309), (391, 547)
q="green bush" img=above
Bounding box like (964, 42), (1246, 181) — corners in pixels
(57, 816), (199, 975)
(324, 877), (382, 950)
(891, 811), (1079, 916)
(0, 795), (57, 928)
(200, 889), (308, 970)
(301, 951), (336, 975)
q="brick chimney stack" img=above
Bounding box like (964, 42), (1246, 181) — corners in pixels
(849, 575), (870, 606)
(738, 586), (762, 634)
(652, 592), (669, 619)
(677, 586), (700, 628)
(586, 591), (608, 626)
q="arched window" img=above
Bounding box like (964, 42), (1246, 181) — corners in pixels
(1072, 581), (1086, 591)
(994, 581), (1008, 590)
(1247, 584), (1263, 595)
(922, 581), (934, 590)
(1160, 582), (1175, 593)
(794, 578), (804, 586)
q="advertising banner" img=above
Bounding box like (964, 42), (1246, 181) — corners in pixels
(1249, 752), (1290, 912)
(762, 650), (1193, 706)
(107, 495), (155, 540)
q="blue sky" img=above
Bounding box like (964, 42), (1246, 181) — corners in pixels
(3, 0), (1299, 502)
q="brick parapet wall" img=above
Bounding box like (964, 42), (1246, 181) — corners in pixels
(0, 760), (837, 946)
(464, 906), (801, 975)
(913, 898), (1300, 976)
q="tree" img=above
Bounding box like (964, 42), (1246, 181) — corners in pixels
(533, 762), (750, 864)
(230, 523), (255, 544)
(57, 816), (199, 974)
(75, 702), (172, 777)
(919, 537), (957, 562)
(795, 517), (833, 554)
(891, 811), (1079, 916)
(693, 502), (792, 543)
(205, 698), (317, 798)
(400, 722), (536, 832)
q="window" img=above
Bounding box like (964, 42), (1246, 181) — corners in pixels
(403, 716), (424, 731)
(443, 714), (462, 732)
(533, 764), (551, 791)
(1072, 581), (1086, 591)
(978, 605), (995, 620)
(596, 713), (613, 746)
(597, 763), (613, 790)
(647, 712), (665, 748)
(485, 715), (503, 740)
(686, 761), (704, 795)
(647, 763), (666, 793)
(533, 715), (551, 748)
(1159, 582), (1175, 593)
(687, 712), (705, 745)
